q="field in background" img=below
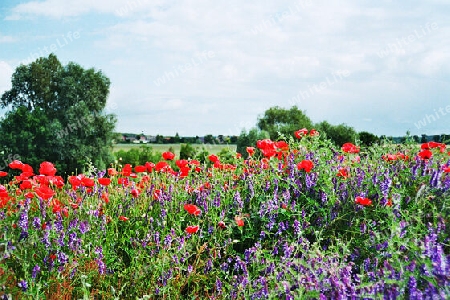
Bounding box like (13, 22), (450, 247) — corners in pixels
(113, 143), (237, 155)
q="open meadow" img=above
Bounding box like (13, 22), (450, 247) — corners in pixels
(1, 133), (449, 299)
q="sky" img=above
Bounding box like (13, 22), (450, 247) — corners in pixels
(1, 0), (449, 138)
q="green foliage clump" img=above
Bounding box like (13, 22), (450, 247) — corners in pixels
(114, 146), (161, 166)
(0, 54), (116, 175)
(257, 106), (313, 140)
(316, 120), (358, 146)
(179, 143), (197, 160)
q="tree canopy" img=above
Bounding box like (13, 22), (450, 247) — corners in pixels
(316, 121), (358, 147)
(257, 106), (314, 140)
(0, 54), (117, 175)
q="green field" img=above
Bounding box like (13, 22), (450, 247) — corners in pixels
(113, 143), (237, 155)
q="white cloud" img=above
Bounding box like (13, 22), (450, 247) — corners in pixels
(0, 35), (16, 43)
(3, 0), (450, 136)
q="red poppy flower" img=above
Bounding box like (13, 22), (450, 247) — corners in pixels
(131, 188), (140, 198)
(81, 177), (95, 187)
(189, 160), (200, 166)
(294, 128), (308, 139)
(101, 192), (109, 203)
(185, 225), (199, 234)
(108, 168), (118, 176)
(382, 154), (398, 161)
(297, 160), (314, 173)
(118, 177), (129, 185)
(208, 154), (219, 163)
(275, 141), (289, 152)
(256, 139), (277, 158)
(8, 160), (23, 170)
(342, 143), (360, 154)
(418, 150), (432, 160)
(162, 151), (175, 160)
(236, 152), (242, 159)
(119, 216), (129, 221)
(153, 189), (162, 200)
(51, 199), (61, 213)
(395, 152), (408, 161)
(98, 178), (111, 186)
(217, 221), (226, 229)
(0, 171), (7, 177)
(309, 129), (319, 136)
(145, 162), (155, 172)
(68, 176), (82, 190)
(20, 180), (32, 190)
(155, 161), (170, 172)
(24, 192), (34, 199)
(179, 166), (190, 178)
(336, 168), (349, 179)
(39, 161), (57, 176)
(176, 159), (189, 169)
(134, 165), (147, 173)
(0, 184), (8, 198)
(34, 185), (55, 200)
(443, 166), (450, 173)
(246, 147), (255, 156)
(421, 142), (445, 152)
(235, 216), (245, 227)
(184, 204), (201, 216)
(21, 164), (34, 173)
(355, 196), (372, 206)
(122, 164), (132, 176)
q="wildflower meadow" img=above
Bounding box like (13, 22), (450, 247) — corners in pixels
(0, 130), (449, 299)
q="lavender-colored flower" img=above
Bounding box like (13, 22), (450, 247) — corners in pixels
(41, 229), (51, 249)
(17, 280), (28, 292)
(32, 264), (41, 279)
(58, 251), (69, 265)
(32, 217), (41, 229)
(216, 278), (222, 293)
(260, 231), (266, 240)
(360, 222), (367, 234)
(320, 191), (327, 204)
(57, 231), (65, 247)
(407, 276), (422, 300)
(406, 261), (416, 272)
(363, 258), (371, 272)
(68, 232), (79, 251)
(264, 180), (271, 192)
(204, 258), (213, 274)
(95, 246), (106, 275)
(18, 211), (29, 232)
(293, 219), (301, 236)
(54, 217), (64, 232)
(79, 220), (90, 234)
(154, 232), (160, 247)
(233, 191), (243, 209)
(379, 173), (392, 197)
(163, 234), (172, 247)
(213, 192), (221, 207)
(68, 218), (78, 230)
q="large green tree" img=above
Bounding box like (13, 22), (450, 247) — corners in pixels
(257, 106), (314, 140)
(0, 54), (117, 175)
(316, 121), (358, 146)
